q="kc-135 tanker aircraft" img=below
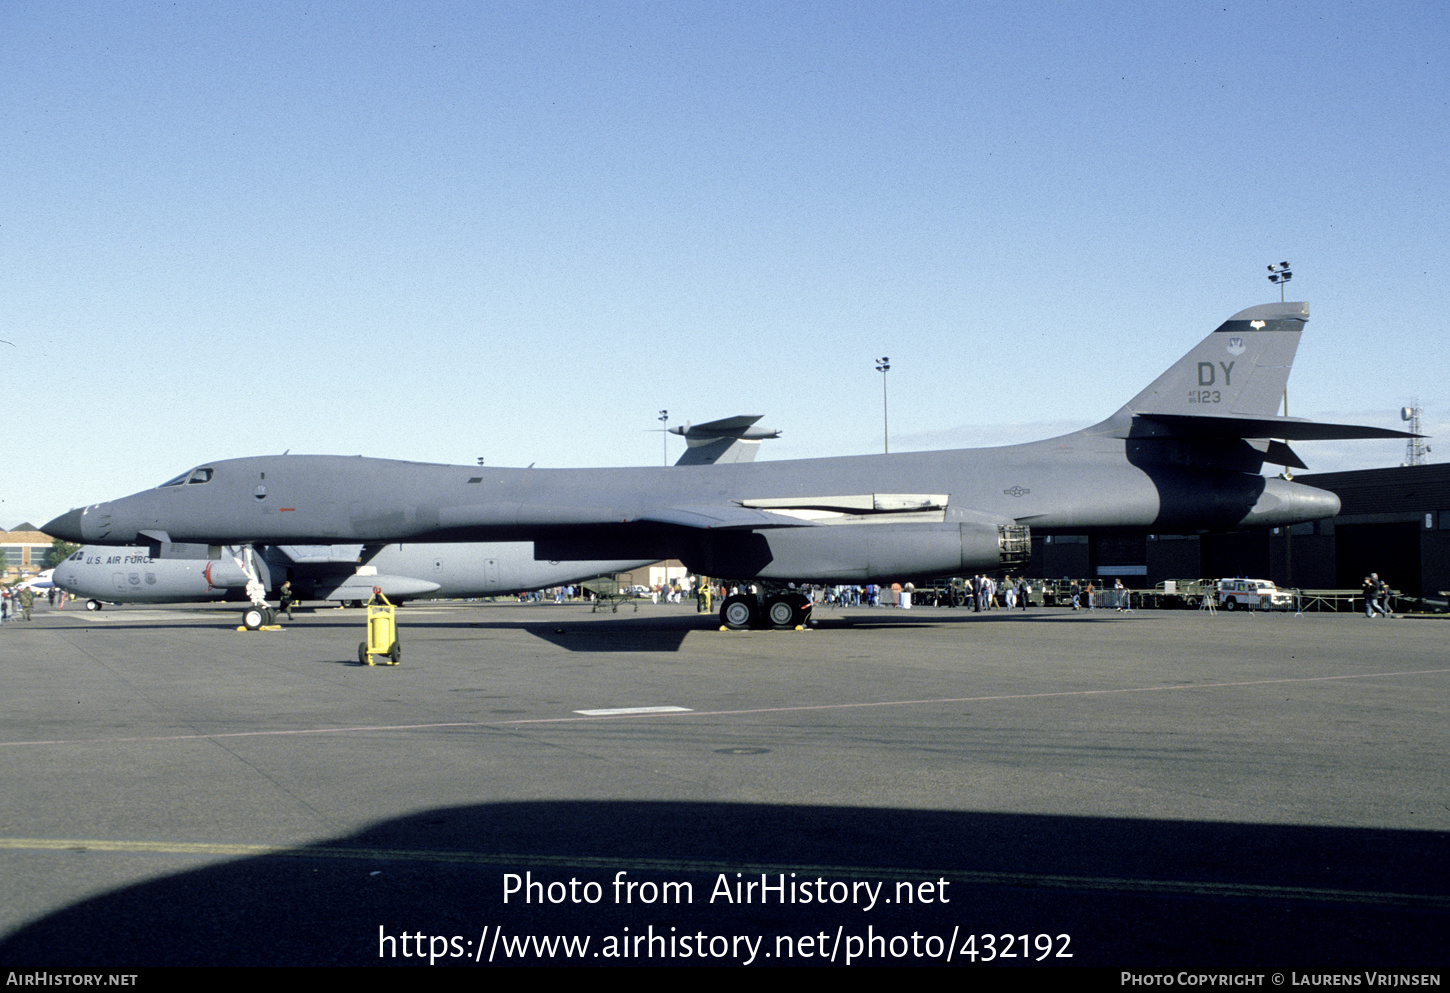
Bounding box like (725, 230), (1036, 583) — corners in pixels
(45, 302), (1412, 629)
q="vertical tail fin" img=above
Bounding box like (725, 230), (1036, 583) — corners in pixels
(1118, 302), (1309, 419)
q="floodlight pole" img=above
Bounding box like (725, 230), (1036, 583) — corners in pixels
(876, 357), (890, 454)
(658, 410), (669, 466)
(1281, 387), (1293, 588)
(1266, 270), (1295, 586)
(1267, 261), (1292, 303)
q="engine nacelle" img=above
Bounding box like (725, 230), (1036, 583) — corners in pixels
(688, 521), (1030, 583)
(201, 555), (263, 589)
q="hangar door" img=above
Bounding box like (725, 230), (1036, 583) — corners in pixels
(1335, 522), (1422, 596)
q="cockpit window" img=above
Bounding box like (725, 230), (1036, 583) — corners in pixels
(161, 467), (214, 487)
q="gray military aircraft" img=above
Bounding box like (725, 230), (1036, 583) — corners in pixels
(51, 541), (645, 614)
(45, 302), (1412, 629)
(51, 415), (779, 624)
(669, 415), (781, 465)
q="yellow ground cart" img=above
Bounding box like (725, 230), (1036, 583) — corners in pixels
(359, 588), (401, 666)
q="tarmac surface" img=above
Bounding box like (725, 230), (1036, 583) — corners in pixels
(0, 597), (1446, 968)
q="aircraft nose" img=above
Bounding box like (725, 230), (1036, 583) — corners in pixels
(43, 507), (86, 543)
(52, 559), (80, 592)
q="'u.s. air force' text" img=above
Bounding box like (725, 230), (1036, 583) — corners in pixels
(503, 871), (949, 910)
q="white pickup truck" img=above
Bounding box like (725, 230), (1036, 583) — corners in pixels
(1216, 578), (1294, 611)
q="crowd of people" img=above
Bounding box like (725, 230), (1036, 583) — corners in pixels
(3, 571), (1396, 620)
(0, 583), (67, 623)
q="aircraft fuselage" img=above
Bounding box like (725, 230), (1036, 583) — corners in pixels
(46, 431), (1339, 584)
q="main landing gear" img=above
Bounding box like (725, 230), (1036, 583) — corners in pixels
(720, 591), (812, 630)
(242, 605), (277, 630)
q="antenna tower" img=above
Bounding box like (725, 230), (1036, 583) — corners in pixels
(1401, 402), (1430, 466)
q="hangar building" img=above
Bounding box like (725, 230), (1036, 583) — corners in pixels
(1026, 464), (1450, 598)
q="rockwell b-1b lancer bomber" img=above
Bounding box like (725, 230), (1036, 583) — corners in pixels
(46, 303), (1414, 630)
(50, 416), (779, 626)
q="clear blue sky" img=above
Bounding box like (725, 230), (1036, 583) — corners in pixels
(4, 1), (1446, 529)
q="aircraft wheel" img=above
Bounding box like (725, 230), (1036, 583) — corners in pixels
(86, 599), (103, 612)
(388, 641), (401, 665)
(1223, 598), (1236, 611)
(263, 607), (276, 626)
(359, 641), (370, 666)
(243, 607), (265, 630)
(720, 595), (757, 630)
(765, 595), (796, 628)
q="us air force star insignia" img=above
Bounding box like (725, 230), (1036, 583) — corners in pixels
(1004, 486), (1030, 497)
(1249, 320), (1265, 330)
(1227, 337), (1246, 356)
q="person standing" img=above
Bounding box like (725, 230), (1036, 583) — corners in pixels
(278, 580), (297, 621)
(1362, 576), (1382, 618)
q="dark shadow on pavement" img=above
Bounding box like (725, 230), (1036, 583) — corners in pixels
(2, 801), (1445, 967)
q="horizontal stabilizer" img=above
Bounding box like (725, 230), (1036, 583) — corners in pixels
(1132, 412), (1416, 441)
(670, 414), (768, 435)
(669, 414), (781, 466)
(1263, 440), (1308, 471)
